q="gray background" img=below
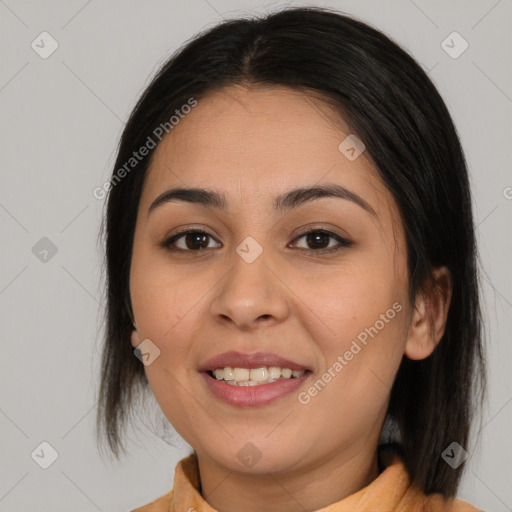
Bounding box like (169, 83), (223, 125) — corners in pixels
(1, 0), (511, 510)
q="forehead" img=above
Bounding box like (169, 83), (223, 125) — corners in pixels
(140, 85), (390, 219)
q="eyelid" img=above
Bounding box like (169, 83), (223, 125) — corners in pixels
(160, 225), (353, 254)
(290, 228), (353, 253)
(161, 227), (221, 251)
(292, 223), (351, 240)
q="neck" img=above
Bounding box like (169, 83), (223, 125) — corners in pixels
(196, 444), (381, 512)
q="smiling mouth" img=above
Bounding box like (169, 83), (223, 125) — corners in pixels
(205, 367), (312, 386)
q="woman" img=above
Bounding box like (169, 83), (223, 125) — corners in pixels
(96, 6), (485, 511)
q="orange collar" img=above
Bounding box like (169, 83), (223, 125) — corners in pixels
(131, 452), (481, 512)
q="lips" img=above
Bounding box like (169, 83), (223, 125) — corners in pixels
(198, 351), (312, 372)
(197, 351), (313, 407)
(201, 370), (311, 407)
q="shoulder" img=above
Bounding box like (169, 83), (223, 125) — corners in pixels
(129, 489), (174, 512)
(416, 491), (484, 512)
(444, 496), (484, 512)
(378, 445), (484, 512)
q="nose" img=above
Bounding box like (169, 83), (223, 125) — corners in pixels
(209, 247), (290, 331)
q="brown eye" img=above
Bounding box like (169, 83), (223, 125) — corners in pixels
(306, 231), (331, 249)
(291, 230), (353, 253)
(161, 228), (352, 255)
(162, 230), (221, 251)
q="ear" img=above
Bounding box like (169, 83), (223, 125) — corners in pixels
(404, 266), (453, 360)
(130, 322), (140, 349)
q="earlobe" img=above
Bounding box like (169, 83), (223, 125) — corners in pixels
(131, 327), (140, 348)
(404, 266), (453, 361)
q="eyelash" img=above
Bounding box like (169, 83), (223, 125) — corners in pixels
(160, 228), (353, 255)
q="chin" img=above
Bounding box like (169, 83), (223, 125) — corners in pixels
(202, 440), (304, 475)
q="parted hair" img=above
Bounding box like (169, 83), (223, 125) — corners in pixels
(97, 6), (485, 498)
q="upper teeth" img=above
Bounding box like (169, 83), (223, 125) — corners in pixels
(212, 366), (305, 385)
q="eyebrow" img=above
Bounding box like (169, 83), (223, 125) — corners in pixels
(147, 183), (377, 217)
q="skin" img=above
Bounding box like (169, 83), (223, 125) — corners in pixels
(129, 84), (452, 512)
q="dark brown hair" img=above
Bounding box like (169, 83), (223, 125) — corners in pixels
(96, 6), (485, 498)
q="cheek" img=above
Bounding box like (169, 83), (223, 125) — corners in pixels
(298, 303), (406, 445)
(287, 248), (404, 340)
(132, 265), (209, 441)
(291, 253), (407, 406)
(129, 254), (210, 414)
(130, 248), (215, 342)
(143, 364), (208, 450)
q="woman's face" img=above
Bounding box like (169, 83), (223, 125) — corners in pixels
(129, 84), (414, 475)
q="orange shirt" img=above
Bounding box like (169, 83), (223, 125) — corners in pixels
(130, 453), (482, 512)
